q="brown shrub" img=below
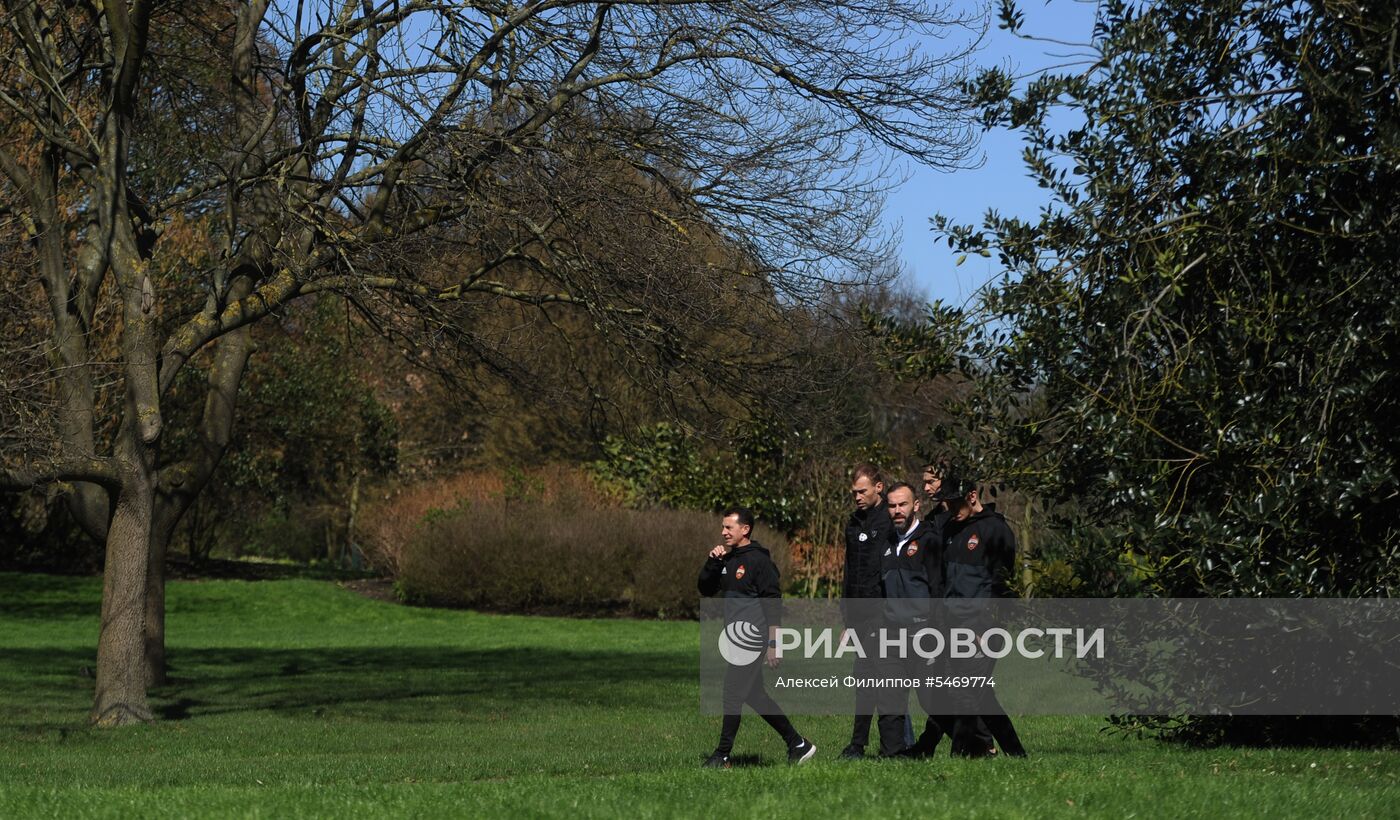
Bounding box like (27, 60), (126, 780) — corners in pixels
(628, 508), (790, 619)
(787, 536), (845, 599)
(395, 500), (789, 618)
(357, 464), (606, 577)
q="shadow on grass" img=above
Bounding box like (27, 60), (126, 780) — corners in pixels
(163, 558), (378, 582)
(0, 573), (101, 621)
(0, 645), (693, 731)
(0, 600), (99, 620)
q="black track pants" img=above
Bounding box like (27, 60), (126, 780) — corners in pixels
(716, 658), (800, 754)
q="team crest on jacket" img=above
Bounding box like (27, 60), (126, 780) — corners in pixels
(735, 565), (746, 580)
(906, 541), (919, 557)
(967, 533), (980, 551)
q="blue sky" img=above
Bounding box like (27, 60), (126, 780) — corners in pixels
(888, 0), (1101, 307)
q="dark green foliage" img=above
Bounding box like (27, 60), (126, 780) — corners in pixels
(590, 423), (708, 513)
(874, 0), (1400, 747)
(1109, 715), (1399, 748)
(163, 297), (398, 562)
(591, 420), (888, 536)
(221, 305), (398, 503)
(0, 491), (95, 573)
(882, 0), (1400, 599)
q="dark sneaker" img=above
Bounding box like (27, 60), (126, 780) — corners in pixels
(893, 743), (935, 759)
(838, 743), (866, 760)
(702, 751), (731, 769)
(788, 739), (817, 765)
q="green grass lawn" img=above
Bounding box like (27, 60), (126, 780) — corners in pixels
(1, 572), (1395, 818)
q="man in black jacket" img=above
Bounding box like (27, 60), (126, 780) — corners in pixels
(873, 481), (939, 756)
(899, 462), (995, 758)
(698, 506), (816, 768)
(921, 461), (952, 548)
(839, 463), (897, 759)
(935, 476), (1027, 757)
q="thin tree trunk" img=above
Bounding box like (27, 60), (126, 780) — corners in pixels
(130, 6), (274, 687)
(345, 474), (361, 567)
(144, 294), (254, 688)
(143, 508), (177, 688)
(32, 147), (110, 543)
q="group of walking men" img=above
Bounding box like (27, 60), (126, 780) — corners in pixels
(698, 462), (1026, 768)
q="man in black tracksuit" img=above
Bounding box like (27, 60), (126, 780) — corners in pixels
(840, 464), (898, 759)
(935, 476), (1027, 757)
(698, 506), (816, 768)
(900, 465), (994, 758)
(873, 481), (940, 756)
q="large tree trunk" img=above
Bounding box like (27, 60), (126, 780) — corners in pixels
(91, 425), (155, 726)
(92, 192), (162, 724)
(93, 282), (162, 725)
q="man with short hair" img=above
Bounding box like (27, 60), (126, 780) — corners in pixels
(839, 463), (897, 759)
(934, 475), (1028, 757)
(872, 481), (940, 756)
(922, 461), (949, 519)
(698, 506), (816, 768)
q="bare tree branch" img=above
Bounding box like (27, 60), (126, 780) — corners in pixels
(1, 457), (120, 492)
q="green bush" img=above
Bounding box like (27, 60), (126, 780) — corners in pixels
(396, 501), (789, 618)
(164, 296), (397, 565)
(236, 506), (328, 564)
(592, 421), (887, 537)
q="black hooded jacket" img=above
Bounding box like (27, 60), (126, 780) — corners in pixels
(842, 502), (895, 627)
(698, 541), (782, 628)
(940, 508), (1017, 600)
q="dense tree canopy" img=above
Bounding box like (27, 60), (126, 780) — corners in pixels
(879, 0), (1400, 598)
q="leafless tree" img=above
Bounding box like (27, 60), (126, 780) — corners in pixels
(0, 0), (981, 725)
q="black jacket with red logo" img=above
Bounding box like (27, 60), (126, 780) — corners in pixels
(698, 541), (782, 627)
(941, 508), (1017, 600)
(880, 519), (937, 625)
(919, 508), (952, 597)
